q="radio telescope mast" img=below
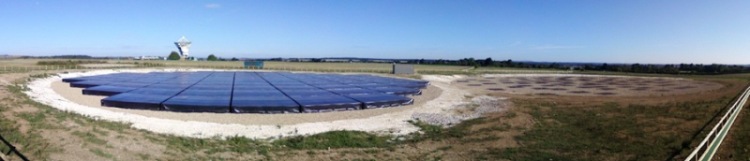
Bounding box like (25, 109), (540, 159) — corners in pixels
(174, 36), (191, 60)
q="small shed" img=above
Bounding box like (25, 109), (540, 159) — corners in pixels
(392, 64), (414, 74)
(244, 60), (264, 69)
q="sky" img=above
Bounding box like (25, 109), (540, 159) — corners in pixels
(1, 0), (749, 64)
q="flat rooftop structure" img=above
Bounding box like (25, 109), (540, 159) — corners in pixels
(64, 71), (428, 113)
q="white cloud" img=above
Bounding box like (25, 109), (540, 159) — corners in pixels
(205, 3), (221, 9)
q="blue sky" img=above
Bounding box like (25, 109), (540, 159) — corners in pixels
(1, 0), (748, 64)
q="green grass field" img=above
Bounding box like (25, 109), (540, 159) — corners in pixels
(1, 58), (747, 160)
(0, 58), (571, 75)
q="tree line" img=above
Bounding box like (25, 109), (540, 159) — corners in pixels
(416, 57), (750, 75)
(582, 63), (750, 74)
(161, 51), (750, 75)
(168, 51), (233, 61)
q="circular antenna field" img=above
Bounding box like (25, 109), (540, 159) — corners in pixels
(63, 71), (428, 113)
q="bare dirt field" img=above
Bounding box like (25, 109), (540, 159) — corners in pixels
(455, 74), (724, 97)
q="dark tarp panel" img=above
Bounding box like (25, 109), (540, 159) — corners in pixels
(233, 81), (271, 86)
(390, 83), (429, 88)
(348, 94), (414, 109)
(291, 95), (362, 112)
(101, 93), (173, 110)
(188, 84), (233, 90)
(70, 80), (110, 88)
(326, 88), (381, 96)
(62, 77), (89, 82)
(196, 80), (234, 85)
(233, 85), (277, 90)
(83, 85), (138, 96)
(367, 87), (422, 96)
(105, 82), (151, 88)
(233, 90), (286, 96)
(180, 89), (232, 96)
(274, 85), (318, 90)
(145, 83), (194, 89)
(232, 96), (300, 113)
(126, 79), (170, 84)
(68, 71), (428, 113)
(162, 95), (231, 113)
(351, 83), (384, 89)
(127, 88), (183, 95)
(315, 84), (357, 89)
(282, 89), (334, 97)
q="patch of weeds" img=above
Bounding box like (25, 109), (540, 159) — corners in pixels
(72, 130), (107, 145)
(51, 110), (72, 121)
(407, 120), (446, 141)
(137, 153), (151, 160)
(28, 73), (52, 79)
(89, 148), (114, 159)
(476, 123), (512, 133)
(165, 136), (218, 153)
(37, 60), (106, 66)
(225, 136), (263, 154)
(8, 83), (132, 135)
(0, 86), (56, 159)
(463, 135), (502, 143)
(92, 126), (109, 136)
(142, 134), (162, 143)
(6, 84), (28, 94)
(72, 117), (86, 126)
(363, 149), (380, 154)
(406, 117), (486, 142)
(163, 134), (265, 158)
(437, 146), (452, 151)
(18, 112), (52, 129)
(90, 119), (131, 133)
(350, 159), (377, 161)
(479, 148), (571, 161)
(274, 130), (392, 149)
(60, 112), (131, 134)
(257, 145), (272, 160)
(465, 103), (480, 111)
(136, 62), (165, 67)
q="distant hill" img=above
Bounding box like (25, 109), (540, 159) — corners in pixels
(0, 54), (22, 59)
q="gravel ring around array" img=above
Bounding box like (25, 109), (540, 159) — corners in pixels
(25, 69), (481, 139)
